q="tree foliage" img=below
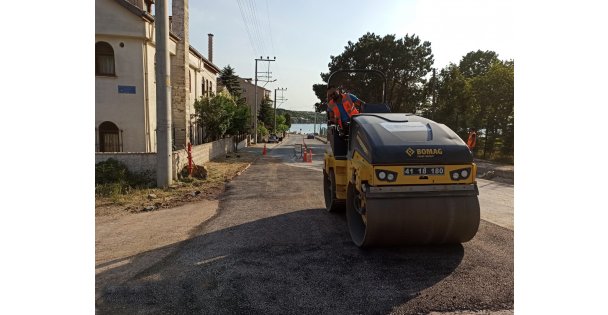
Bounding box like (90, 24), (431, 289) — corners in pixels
(283, 113), (292, 128)
(313, 33), (514, 161)
(227, 103), (250, 135)
(257, 96), (274, 130)
(274, 114), (289, 134)
(219, 65), (247, 107)
(459, 50), (499, 78)
(430, 52), (513, 161)
(469, 60), (514, 159)
(194, 91), (237, 142)
(314, 33), (434, 113)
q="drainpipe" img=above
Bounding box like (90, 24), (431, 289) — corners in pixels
(143, 39), (151, 152)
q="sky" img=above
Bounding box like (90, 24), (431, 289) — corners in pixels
(182, 0), (514, 112)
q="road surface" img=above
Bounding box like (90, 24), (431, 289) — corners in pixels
(96, 134), (514, 314)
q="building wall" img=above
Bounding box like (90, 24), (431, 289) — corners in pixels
(95, 0), (146, 37)
(95, 36), (147, 152)
(237, 78), (271, 131)
(96, 0), (217, 154)
(96, 0), (180, 153)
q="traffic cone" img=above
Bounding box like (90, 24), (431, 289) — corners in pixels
(307, 149), (313, 163)
(263, 144), (267, 155)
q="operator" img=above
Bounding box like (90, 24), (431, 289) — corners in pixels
(326, 85), (365, 129)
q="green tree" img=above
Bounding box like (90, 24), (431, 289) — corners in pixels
(312, 85), (327, 113)
(193, 91), (236, 141)
(459, 50), (499, 79)
(219, 65), (241, 96)
(470, 60), (514, 159)
(314, 33), (434, 113)
(257, 124), (269, 138)
(283, 113), (292, 128)
(227, 104), (250, 135)
(433, 64), (475, 137)
(257, 96), (274, 129)
(275, 114), (289, 134)
(219, 65), (247, 107)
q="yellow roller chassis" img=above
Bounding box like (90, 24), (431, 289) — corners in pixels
(323, 127), (481, 248)
(323, 69), (480, 247)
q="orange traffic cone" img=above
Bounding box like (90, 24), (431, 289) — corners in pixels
(263, 144), (267, 155)
(307, 149), (313, 163)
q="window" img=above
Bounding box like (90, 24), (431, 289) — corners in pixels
(98, 121), (121, 152)
(96, 42), (115, 76)
(189, 70), (192, 91)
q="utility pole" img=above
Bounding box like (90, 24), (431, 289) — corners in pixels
(314, 111), (317, 134)
(431, 68), (436, 120)
(274, 87), (287, 132)
(254, 56), (276, 143)
(155, 0), (172, 188)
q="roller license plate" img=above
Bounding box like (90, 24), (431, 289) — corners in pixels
(403, 167), (445, 176)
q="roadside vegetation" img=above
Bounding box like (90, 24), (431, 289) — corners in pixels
(95, 152), (257, 217)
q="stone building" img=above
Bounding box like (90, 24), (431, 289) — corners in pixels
(235, 77), (271, 132)
(95, 0), (220, 152)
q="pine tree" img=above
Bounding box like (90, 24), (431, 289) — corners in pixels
(219, 65), (247, 107)
(257, 96), (274, 130)
(219, 65), (242, 97)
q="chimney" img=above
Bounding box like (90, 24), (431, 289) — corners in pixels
(144, 0), (154, 13)
(208, 33), (214, 63)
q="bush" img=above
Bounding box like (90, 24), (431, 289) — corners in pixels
(95, 158), (129, 185)
(95, 158), (155, 197)
(257, 124), (269, 137)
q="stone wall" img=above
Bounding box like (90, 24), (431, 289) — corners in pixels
(95, 152), (157, 174)
(172, 137), (235, 179)
(96, 136), (248, 181)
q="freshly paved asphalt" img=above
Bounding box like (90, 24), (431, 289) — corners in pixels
(96, 135), (513, 314)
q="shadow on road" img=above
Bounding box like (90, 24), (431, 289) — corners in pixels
(96, 208), (464, 314)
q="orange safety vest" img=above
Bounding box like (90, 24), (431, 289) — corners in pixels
(467, 131), (477, 150)
(327, 94), (360, 128)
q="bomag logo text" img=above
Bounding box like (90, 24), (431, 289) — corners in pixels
(416, 148), (443, 155)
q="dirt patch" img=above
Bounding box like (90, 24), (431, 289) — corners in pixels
(95, 151), (258, 218)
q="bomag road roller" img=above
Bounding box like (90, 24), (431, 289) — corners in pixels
(323, 69), (480, 248)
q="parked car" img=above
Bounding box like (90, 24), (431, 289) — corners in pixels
(268, 134), (280, 143)
(307, 133), (315, 139)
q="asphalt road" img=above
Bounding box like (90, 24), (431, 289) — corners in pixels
(96, 135), (514, 314)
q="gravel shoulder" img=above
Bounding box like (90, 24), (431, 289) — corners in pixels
(95, 150), (260, 301)
(95, 200), (218, 300)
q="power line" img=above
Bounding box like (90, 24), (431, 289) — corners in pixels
(265, 0), (275, 55)
(240, 0), (260, 54)
(245, 0), (267, 55)
(235, 0), (258, 56)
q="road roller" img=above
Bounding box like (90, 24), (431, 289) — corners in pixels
(322, 70), (480, 247)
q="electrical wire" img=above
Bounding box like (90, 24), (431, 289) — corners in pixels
(265, 0), (276, 55)
(235, 0), (259, 56)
